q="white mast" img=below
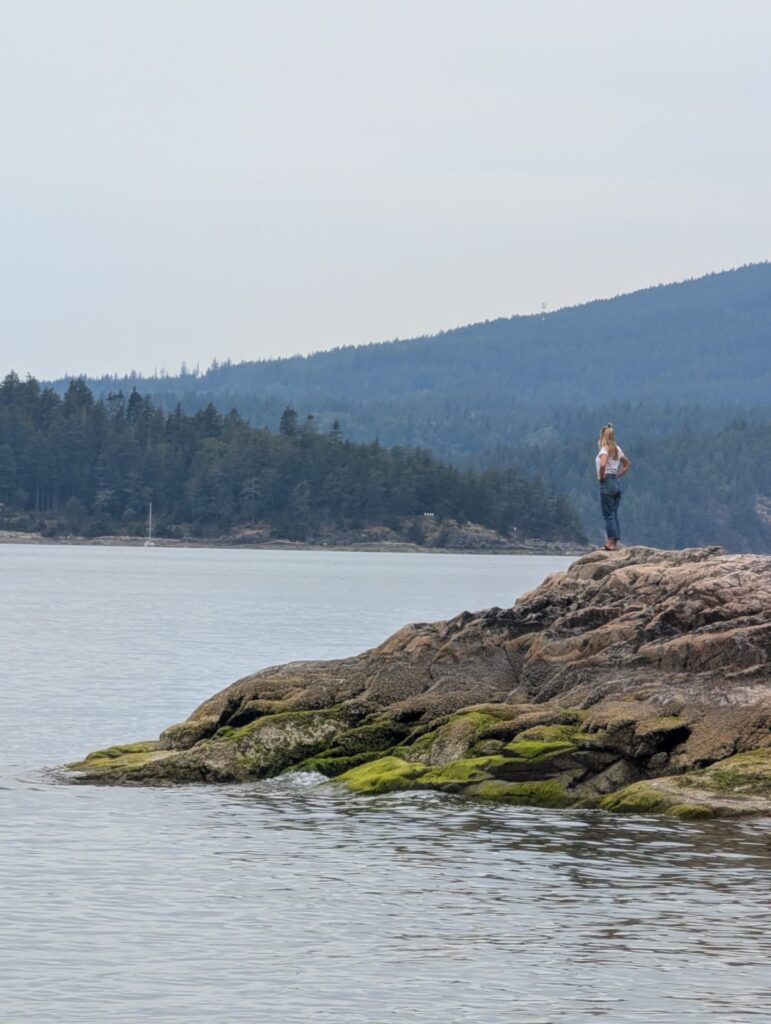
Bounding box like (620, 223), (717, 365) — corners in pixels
(145, 502), (155, 547)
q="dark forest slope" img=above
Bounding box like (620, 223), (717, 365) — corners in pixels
(64, 263), (771, 407)
(0, 377), (583, 546)
(50, 264), (771, 551)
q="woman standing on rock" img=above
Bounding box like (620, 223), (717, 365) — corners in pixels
(596, 423), (630, 550)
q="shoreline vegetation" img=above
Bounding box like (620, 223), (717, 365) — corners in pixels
(0, 374), (585, 550)
(68, 546), (771, 819)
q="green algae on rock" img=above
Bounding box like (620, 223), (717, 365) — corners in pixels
(67, 546), (771, 818)
(600, 749), (771, 819)
(69, 741), (172, 780)
(334, 756), (429, 795)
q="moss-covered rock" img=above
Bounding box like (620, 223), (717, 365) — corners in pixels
(687, 748), (771, 796)
(394, 728), (438, 762)
(68, 740), (173, 781)
(600, 750), (771, 818)
(600, 783), (716, 820)
(512, 723), (588, 744)
(291, 718), (412, 777)
(337, 756), (429, 794)
(502, 737), (578, 761)
(67, 547), (771, 818)
(467, 779), (575, 808)
(421, 756), (504, 788)
(318, 719), (411, 757)
(210, 708), (354, 779)
(600, 780), (692, 816)
(400, 710), (503, 765)
(160, 716), (220, 751)
(667, 804), (716, 821)
(69, 740), (159, 767)
(292, 752), (375, 777)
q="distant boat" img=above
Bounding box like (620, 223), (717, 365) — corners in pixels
(144, 502), (155, 547)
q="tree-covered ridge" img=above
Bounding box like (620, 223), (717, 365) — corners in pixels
(57, 263), (771, 408)
(0, 374), (584, 544)
(46, 263), (771, 551)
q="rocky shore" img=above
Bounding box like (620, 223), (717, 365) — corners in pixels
(0, 527), (584, 556)
(68, 546), (771, 819)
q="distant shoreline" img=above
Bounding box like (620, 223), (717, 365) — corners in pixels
(0, 530), (587, 557)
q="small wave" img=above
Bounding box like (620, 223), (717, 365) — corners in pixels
(261, 770), (328, 789)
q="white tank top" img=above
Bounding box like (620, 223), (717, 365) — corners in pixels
(596, 445), (625, 476)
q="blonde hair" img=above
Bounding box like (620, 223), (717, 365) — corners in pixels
(598, 423), (619, 460)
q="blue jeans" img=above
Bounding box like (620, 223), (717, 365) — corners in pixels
(599, 475), (622, 541)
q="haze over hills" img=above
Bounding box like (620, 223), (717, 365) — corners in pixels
(48, 263), (771, 551)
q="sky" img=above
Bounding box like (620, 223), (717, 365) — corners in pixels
(1, 0), (770, 379)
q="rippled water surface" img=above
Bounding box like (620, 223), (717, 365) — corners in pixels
(2, 544), (770, 1023)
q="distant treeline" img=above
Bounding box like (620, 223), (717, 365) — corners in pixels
(0, 374), (584, 543)
(49, 263), (771, 551)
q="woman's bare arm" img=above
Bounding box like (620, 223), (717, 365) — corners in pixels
(618, 456), (631, 478)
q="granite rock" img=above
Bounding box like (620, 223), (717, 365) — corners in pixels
(68, 546), (771, 818)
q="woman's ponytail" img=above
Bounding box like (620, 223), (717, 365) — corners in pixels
(599, 423), (619, 460)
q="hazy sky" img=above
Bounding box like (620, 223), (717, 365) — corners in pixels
(2, 1), (770, 378)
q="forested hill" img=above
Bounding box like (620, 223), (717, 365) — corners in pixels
(0, 376), (584, 546)
(58, 262), (771, 409)
(48, 263), (771, 551)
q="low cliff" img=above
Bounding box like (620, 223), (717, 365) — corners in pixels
(69, 546), (771, 818)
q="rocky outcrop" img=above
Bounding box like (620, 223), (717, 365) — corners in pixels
(68, 546), (771, 818)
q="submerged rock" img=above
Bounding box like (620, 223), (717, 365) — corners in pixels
(68, 546), (771, 818)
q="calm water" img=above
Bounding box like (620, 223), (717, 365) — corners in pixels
(1, 545), (770, 1024)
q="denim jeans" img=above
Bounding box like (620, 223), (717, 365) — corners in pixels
(599, 475), (622, 541)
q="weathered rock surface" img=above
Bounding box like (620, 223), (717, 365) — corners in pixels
(68, 546), (771, 818)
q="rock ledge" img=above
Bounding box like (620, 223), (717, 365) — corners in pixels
(68, 546), (771, 819)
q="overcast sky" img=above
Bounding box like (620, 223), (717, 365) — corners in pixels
(2, 1), (770, 379)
